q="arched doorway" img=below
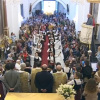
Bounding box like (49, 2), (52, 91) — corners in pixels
(31, 0), (67, 14)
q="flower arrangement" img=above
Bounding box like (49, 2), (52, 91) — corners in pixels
(56, 84), (76, 100)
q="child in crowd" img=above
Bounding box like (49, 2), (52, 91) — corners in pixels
(67, 72), (82, 100)
(11, 32), (16, 43)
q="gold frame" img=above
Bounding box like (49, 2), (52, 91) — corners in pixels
(87, 0), (100, 3)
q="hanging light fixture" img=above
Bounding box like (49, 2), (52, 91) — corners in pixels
(6, 0), (20, 4)
(70, 0), (86, 5)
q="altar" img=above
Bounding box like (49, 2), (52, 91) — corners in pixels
(5, 93), (64, 100)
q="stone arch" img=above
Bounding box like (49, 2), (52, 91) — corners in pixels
(31, 0), (67, 10)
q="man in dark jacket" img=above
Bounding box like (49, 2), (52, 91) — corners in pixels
(82, 59), (92, 79)
(86, 14), (93, 26)
(35, 64), (53, 93)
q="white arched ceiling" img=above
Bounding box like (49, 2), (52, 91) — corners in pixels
(31, 0), (67, 10)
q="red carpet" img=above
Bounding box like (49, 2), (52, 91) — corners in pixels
(41, 35), (49, 65)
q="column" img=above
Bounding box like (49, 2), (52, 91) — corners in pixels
(97, 4), (100, 41)
(0, 0), (3, 35)
(3, 0), (9, 36)
(75, 2), (90, 32)
(92, 3), (99, 23)
(6, 2), (21, 39)
(97, 4), (100, 23)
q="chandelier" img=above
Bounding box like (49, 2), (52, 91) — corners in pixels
(6, 0), (20, 4)
(70, 0), (86, 5)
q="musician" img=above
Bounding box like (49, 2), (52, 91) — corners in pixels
(47, 45), (55, 55)
(49, 34), (55, 42)
(48, 39), (54, 46)
(40, 35), (44, 47)
(47, 52), (55, 66)
(36, 45), (42, 57)
(42, 32), (46, 42)
(47, 52), (61, 66)
(36, 40), (42, 49)
(29, 52), (42, 67)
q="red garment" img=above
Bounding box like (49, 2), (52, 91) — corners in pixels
(64, 44), (68, 49)
(25, 33), (28, 38)
(93, 19), (95, 27)
(23, 52), (28, 61)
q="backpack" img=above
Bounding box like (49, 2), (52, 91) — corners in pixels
(73, 80), (82, 91)
(66, 68), (71, 80)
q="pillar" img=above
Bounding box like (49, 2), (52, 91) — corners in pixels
(97, 4), (100, 41)
(3, 0), (9, 36)
(0, 0), (3, 35)
(6, 2), (21, 39)
(92, 3), (99, 23)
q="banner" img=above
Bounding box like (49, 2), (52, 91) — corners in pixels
(79, 24), (93, 44)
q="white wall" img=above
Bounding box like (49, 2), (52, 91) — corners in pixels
(35, 2), (41, 10)
(33, 1), (41, 13)
(58, 3), (65, 13)
(75, 2), (90, 32)
(32, 2), (41, 13)
(97, 4), (100, 23)
(20, 0), (30, 20)
(6, 2), (22, 39)
(69, 3), (76, 20)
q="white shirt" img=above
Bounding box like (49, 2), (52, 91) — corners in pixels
(47, 56), (54, 63)
(47, 48), (53, 52)
(35, 48), (41, 52)
(64, 67), (74, 80)
(15, 63), (21, 71)
(64, 67), (73, 73)
(30, 55), (42, 61)
(67, 79), (82, 85)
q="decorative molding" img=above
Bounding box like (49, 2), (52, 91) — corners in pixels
(87, 0), (100, 3)
(79, 24), (93, 44)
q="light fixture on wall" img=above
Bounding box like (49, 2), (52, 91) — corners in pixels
(6, 0), (20, 4)
(71, 0), (86, 5)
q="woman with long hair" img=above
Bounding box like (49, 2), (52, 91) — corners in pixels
(84, 78), (98, 100)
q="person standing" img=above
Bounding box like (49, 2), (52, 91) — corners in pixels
(53, 65), (67, 92)
(94, 61), (100, 100)
(86, 14), (93, 26)
(31, 61), (42, 93)
(4, 63), (20, 92)
(35, 64), (53, 93)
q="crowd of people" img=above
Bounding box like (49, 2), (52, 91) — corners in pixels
(0, 12), (100, 100)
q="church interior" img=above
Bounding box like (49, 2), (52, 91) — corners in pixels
(0, 0), (100, 100)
